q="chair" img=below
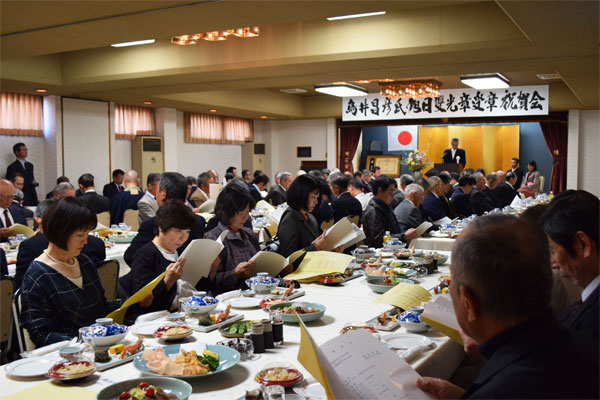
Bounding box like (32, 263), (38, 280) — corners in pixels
(320, 218), (334, 232)
(96, 260), (119, 302)
(12, 289), (35, 354)
(265, 223), (277, 239)
(0, 277), (13, 363)
(97, 211), (110, 228)
(347, 215), (360, 226)
(538, 175), (545, 193)
(123, 209), (140, 232)
(26, 219), (34, 229)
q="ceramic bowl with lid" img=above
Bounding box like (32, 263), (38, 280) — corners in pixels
(245, 273), (280, 294)
(180, 292), (220, 316)
(351, 245), (376, 260)
(83, 318), (128, 347)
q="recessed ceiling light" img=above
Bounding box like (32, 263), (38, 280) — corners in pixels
(111, 39), (156, 48)
(35, 89), (47, 93)
(315, 83), (368, 97)
(536, 73), (561, 80)
(327, 11), (386, 21)
(260, 115), (268, 119)
(280, 88), (307, 94)
(209, 109), (217, 113)
(460, 73), (510, 89)
(143, 101), (153, 105)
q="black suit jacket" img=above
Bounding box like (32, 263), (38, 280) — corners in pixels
(362, 198), (402, 248)
(560, 286), (599, 343)
(266, 185), (287, 206)
(80, 191), (110, 213)
(470, 187), (493, 215)
(248, 185), (262, 203)
(463, 311), (598, 399)
(276, 208), (319, 258)
(421, 192), (447, 222)
(1, 204), (27, 242)
(109, 189), (145, 225)
(450, 188), (474, 217)
(123, 214), (206, 267)
(14, 233), (106, 290)
(507, 168), (524, 189)
(492, 183), (516, 208)
(0, 249), (7, 276)
(102, 182), (121, 200)
(12, 201), (33, 219)
(484, 186), (503, 209)
(389, 190), (405, 209)
(6, 160), (38, 206)
(441, 148), (466, 166)
(331, 192), (362, 223)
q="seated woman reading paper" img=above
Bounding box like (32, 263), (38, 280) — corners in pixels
(20, 197), (151, 347)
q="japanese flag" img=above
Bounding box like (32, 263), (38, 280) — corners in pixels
(387, 125), (418, 151)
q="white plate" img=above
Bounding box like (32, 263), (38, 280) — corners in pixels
(227, 297), (262, 309)
(293, 377), (327, 399)
(6, 356), (60, 377)
(131, 321), (164, 336)
(381, 333), (432, 350)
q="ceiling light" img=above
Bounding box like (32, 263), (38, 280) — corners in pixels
(111, 39), (156, 48)
(209, 109), (217, 113)
(143, 101), (153, 105)
(315, 83), (367, 97)
(35, 89), (47, 93)
(280, 88), (307, 94)
(379, 80), (441, 99)
(327, 11), (386, 21)
(260, 115), (268, 119)
(460, 73), (509, 89)
(172, 26), (259, 45)
(536, 73), (561, 80)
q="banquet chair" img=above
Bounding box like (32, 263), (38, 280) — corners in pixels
(12, 289), (36, 353)
(538, 175), (545, 193)
(96, 260), (119, 302)
(123, 209), (140, 231)
(0, 277), (14, 363)
(265, 223), (277, 239)
(320, 219), (334, 232)
(96, 211), (110, 228)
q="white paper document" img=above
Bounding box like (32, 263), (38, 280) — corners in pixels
(197, 199), (216, 213)
(433, 216), (452, 226)
(423, 294), (460, 330)
(209, 183), (223, 201)
(248, 251), (290, 276)
(178, 230), (227, 286)
(320, 330), (434, 399)
(7, 223), (35, 238)
(414, 221), (433, 237)
(510, 194), (521, 207)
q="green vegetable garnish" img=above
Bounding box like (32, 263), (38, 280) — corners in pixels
(197, 354), (219, 371)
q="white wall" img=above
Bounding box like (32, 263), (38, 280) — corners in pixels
(577, 110), (600, 196)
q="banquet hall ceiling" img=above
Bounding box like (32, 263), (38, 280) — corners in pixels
(1, 0), (598, 119)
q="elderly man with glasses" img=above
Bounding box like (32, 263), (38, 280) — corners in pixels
(0, 179), (28, 241)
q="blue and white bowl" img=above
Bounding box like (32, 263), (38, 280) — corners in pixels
(245, 273), (280, 294)
(83, 320), (128, 347)
(398, 310), (430, 333)
(180, 295), (220, 316)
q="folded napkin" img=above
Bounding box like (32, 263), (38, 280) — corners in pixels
(216, 289), (241, 302)
(27, 338), (76, 358)
(397, 344), (432, 360)
(135, 310), (169, 323)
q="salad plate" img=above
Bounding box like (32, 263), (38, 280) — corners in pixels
(5, 356), (59, 377)
(381, 333), (433, 351)
(97, 377), (192, 400)
(227, 297), (262, 309)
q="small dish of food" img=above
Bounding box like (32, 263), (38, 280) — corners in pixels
(255, 362), (304, 387)
(47, 360), (96, 381)
(269, 302), (325, 323)
(318, 273), (344, 286)
(153, 325), (193, 341)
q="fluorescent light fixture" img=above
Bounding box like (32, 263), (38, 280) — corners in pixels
(460, 73), (510, 89)
(111, 39), (156, 48)
(315, 83), (368, 97)
(327, 11), (386, 21)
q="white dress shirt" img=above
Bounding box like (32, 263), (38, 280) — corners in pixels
(582, 275), (600, 302)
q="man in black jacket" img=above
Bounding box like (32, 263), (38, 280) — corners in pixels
(330, 174), (362, 223)
(78, 173), (110, 213)
(450, 175), (475, 217)
(5, 143), (38, 206)
(102, 169), (125, 200)
(417, 214), (598, 399)
(266, 171), (291, 206)
(507, 157), (524, 189)
(362, 175), (416, 248)
(123, 172), (206, 267)
(441, 138), (466, 167)
(470, 172), (493, 215)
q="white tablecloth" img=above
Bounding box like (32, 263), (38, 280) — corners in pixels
(0, 251), (464, 399)
(105, 243), (130, 277)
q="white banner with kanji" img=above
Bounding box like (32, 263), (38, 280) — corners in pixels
(387, 125), (418, 151)
(342, 85), (549, 121)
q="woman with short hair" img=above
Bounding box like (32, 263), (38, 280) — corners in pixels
(517, 160), (541, 198)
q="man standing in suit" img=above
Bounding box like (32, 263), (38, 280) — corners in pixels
(417, 214), (598, 399)
(507, 157), (524, 189)
(0, 179), (28, 241)
(450, 175), (475, 217)
(137, 173), (160, 223)
(5, 143), (38, 206)
(543, 190), (599, 343)
(441, 137), (466, 167)
(421, 176), (448, 222)
(394, 184), (425, 234)
(78, 173), (110, 213)
(103, 169), (125, 200)
(330, 174), (362, 223)
(109, 170), (144, 225)
(470, 172), (494, 215)
(267, 171), (291, 206)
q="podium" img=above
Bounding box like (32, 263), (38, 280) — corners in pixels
(435, 163), (463, 175)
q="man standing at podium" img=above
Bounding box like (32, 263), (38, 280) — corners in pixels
(442, 138), (466, 167)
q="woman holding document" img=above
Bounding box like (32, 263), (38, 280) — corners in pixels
(20, 197), (151, 347)
(205, 184), (260, 294)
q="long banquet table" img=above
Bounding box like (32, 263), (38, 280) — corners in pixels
(0, 252), (464, 399)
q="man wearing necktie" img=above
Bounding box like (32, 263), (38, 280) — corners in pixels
(0, 180), (27, 241)
(442, 138), (466, 167)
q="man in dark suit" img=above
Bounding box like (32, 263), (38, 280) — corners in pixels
(543, 190), (599, 343)
(390, 174), (413, 210)
(103, 169), (125, 200)
(13, 199), (105, 290)
(394, 183), (425, 234)
(484, 173), (503, 209)
(441, 137), (466, 167)
(421, 176), (447, 222)
(504, 171), (519, 204)
(470, 172), (494, 215)
(5, 143), (38, 206)
(330, 174), (362, 223)
(437, 174), (457, 219)
(266, 172), (291, 206)
(0, 180), (27, 242)
(450, 175), (475, 217)
(9, 173), (34, 219)
(78, 173), (110, 213)
(0, 249), (7, 277)
(507, 157), (524, 189)
(123, 172), (206, 267)
(109, 170), (144, 225)
(249, 174), (269, 203)
(418, 214), (598, 399)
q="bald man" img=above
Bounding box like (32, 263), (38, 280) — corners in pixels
(109, 170), (145, 225)
(0, 179), (28, 241)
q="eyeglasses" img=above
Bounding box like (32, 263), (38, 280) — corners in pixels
(0, 195), (15, 200)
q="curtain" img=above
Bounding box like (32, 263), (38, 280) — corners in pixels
(115, 104), (155, 140)
(185, 112), (252, 144)
(0, 93), (43, 136)
(539, 120), (568, 194)
(338, 126), (362, 173)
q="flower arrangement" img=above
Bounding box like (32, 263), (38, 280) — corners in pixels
(403, 150), (432, 172)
